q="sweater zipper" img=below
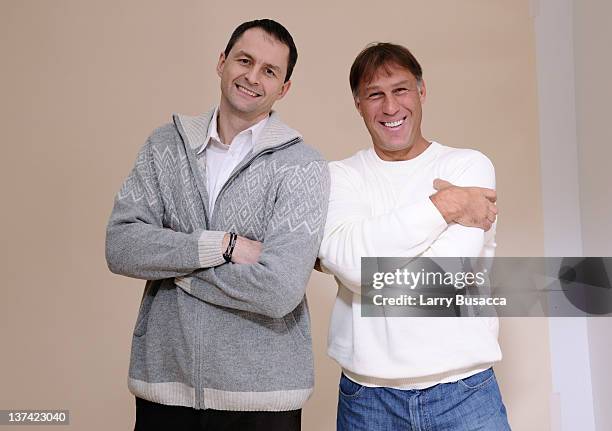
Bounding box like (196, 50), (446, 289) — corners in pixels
(210, 137), (301, 221)
(195, 136), (299, 409)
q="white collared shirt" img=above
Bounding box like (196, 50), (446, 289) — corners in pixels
(198, 107), (268, 213)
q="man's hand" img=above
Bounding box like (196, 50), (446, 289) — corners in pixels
(430, 179), (497, 231)
(221, 234), (263, 264)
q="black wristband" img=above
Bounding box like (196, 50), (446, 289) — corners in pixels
(223, 232), (237, 263)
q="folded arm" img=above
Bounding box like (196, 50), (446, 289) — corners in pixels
(318, 153), (497, 294)
(176, 160), (330, 318)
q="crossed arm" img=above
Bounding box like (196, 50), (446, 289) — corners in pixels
(105, 140), (329, 318)
(174, 159), (330, 318)
(106, 141), (495, 315)
(317, 153), (497, 294)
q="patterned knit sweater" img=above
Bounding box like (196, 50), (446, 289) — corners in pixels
(106, 109), (330, 411)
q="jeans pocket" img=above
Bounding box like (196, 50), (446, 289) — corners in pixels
(339, 374), (365, 398)
(458, 368), (495, 390)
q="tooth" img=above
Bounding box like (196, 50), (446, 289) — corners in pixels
(383, 119), (403, 127)
(239, 85), (257, 96)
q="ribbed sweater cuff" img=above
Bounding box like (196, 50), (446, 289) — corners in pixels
(197, 230), (227, 268)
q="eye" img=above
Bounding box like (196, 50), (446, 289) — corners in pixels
(368, 92), (383, 99)
(394, 87), (409, 94)
(237, 58), (250, 65)
(265, 68), (277, 77)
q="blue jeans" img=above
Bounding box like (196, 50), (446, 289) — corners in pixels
(337, 368), (511, 430)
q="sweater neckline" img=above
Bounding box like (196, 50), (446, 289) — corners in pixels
(367, 141), (441, 169)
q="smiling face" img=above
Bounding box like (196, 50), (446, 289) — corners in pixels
(217, 27), (291, 124)
(355, 63), (428, 161)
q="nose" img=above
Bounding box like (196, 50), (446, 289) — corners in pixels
(382, 94), (400, 116)
(244, 66), (260, 86)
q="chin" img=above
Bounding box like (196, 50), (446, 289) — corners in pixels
(381, 142), (414, 153)
(229, 99), (257, 114)
(381, 137), (410, 149)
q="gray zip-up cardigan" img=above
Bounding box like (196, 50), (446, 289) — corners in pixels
(105, 109), (330, 411)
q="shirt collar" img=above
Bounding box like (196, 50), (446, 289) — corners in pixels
(197, 106), (269, 154)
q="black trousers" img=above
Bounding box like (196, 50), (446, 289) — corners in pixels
(135, 397), (301, 431)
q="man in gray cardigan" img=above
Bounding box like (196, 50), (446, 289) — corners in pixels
(106, 19), (329, 431)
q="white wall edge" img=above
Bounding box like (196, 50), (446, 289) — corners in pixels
(532, 0), (596, 430)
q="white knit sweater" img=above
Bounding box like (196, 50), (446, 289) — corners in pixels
(318, 142), (502, 389)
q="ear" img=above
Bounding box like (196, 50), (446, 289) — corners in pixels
(354, 96), (363, 117)
(277, 80), (292, 100)
(418, 79), (427, 104)
(216, 52), (226, 78)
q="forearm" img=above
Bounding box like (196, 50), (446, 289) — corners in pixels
(179, 219), (323, 317)
(177, 252), (315, 318)
(106, 220), (226, 280)
(319, 197), (447, 292)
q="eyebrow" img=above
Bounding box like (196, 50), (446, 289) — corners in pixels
(364, 79), (413, 93)
(234, 50), (282, 73)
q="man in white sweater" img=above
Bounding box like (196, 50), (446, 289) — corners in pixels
(318, 43), (511, 430)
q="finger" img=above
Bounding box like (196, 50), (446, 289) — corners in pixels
(488, 203), (498, 215)
(482, 188), (497, 203)
(483, 220), (492, 232)
(487, 212), (496, 224)
(433, 178), (452, 191)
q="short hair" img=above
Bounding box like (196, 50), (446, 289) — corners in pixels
(349, 43), (423, 97)
(224, 19), (298, 83)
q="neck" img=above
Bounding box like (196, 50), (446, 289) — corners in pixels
(374, 135), (430, 161)
(217, 100), (269, 145)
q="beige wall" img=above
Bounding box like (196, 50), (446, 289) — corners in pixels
(0, 1), (550, 430)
